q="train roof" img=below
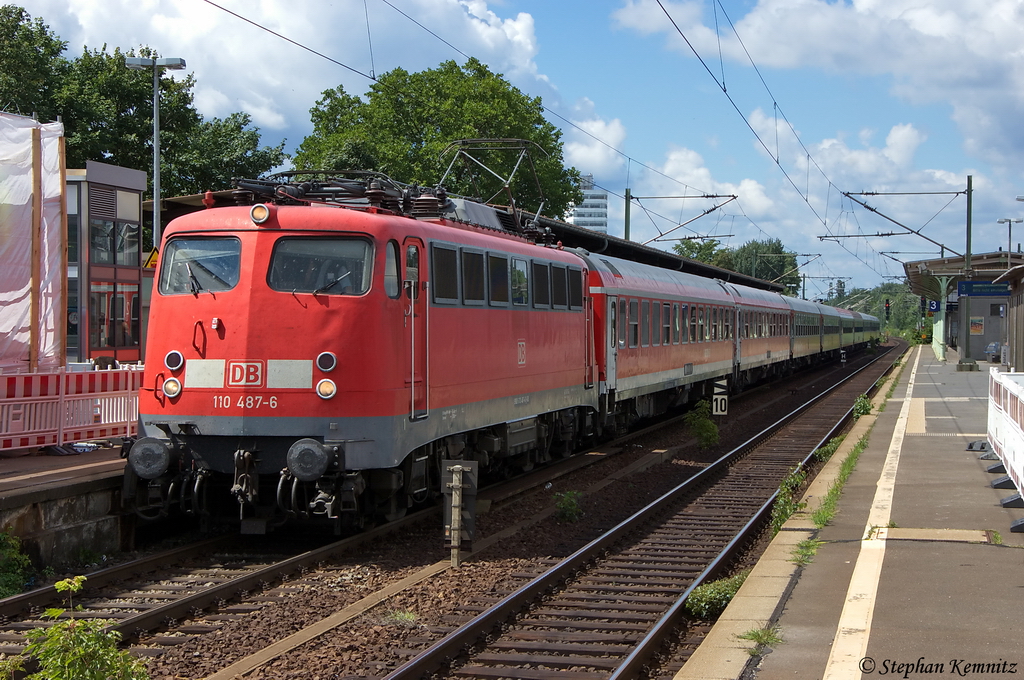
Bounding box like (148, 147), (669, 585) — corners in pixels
(156, 176), (785, 295)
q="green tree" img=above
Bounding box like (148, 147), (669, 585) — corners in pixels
(731, 238), (800, 295)
(295, 58), (582, 218)
(164, 112), (286, 197)
(0, 6), (284, 198)
(0, 4), (66, 120)
(673, 237), (724, 263)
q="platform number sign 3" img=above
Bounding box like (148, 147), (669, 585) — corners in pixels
(712, 379), (728, 416)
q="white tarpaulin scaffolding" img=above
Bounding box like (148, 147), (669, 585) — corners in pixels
(0, 112), (66, 372)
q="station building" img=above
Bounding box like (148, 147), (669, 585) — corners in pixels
(904, 251), (1024, 368)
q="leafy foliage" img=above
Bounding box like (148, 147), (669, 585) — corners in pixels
(0, 531), (30, 598)
(554, 491), (584, 522)
(23, 576), (150, 680)
(683, 399), (719, 449)
(0, 6), (285, 198)
(295, 58), (582, 218)
(684, 569), (749, 618)
(770, 467), (808, 535)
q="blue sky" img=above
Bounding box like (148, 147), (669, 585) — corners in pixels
(15, 0), (1024, 297)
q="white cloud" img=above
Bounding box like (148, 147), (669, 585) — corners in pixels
(564, 101), (628, 176)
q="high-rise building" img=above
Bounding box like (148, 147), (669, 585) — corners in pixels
(570, 174), (608, 234)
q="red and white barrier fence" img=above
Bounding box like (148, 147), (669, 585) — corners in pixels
(0, 367), (144, 452)
(988, 367), (1024, 493)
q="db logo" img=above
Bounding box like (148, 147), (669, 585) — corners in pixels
(227, 361), (264, 387)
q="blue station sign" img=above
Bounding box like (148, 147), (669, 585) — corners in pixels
(957, 281), (1010, 297)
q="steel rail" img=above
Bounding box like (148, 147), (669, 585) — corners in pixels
(383, 344), (898, 680)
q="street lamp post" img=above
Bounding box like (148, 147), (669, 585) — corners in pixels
(997, 217), (1022, 268)
(125, 56), (186, 251)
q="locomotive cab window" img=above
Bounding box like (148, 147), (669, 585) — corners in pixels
(384, 241), (401, 298)
(268, 238), (371, 295)
(551, 265), (568, 309)
(160, 237), (242, 295)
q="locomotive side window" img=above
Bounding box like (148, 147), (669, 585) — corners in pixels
(532, 262), (550, 308)
(384, 241), (401, 298)
(551, 266), (568, 309)
(461, 250), (485, 304)
(431, 245), (459, 303)
(511, 258), (529, 305)
(629, 300), (639, 348)
(568, 268), (584, 309)
(489, 254), (509, 305)
(268, 238), (371, 295)
(160, 237), (241, 295)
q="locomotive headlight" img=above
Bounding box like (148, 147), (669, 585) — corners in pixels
(164, 350), (184, 371)
(287, 438), (334, 482)
(316, 352), (337, 372)
(162, 377), (182, 398)
(316, 379), (337, 399)
(128, 437), (177, 480)
(250, 203), (273, 224)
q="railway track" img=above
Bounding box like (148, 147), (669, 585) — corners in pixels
(0, 343), (900, 676)
(380, 344), (901, 680)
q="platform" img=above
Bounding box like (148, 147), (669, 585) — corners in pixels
(678, 344), (1024, 680)
(0, 444), (129, 566)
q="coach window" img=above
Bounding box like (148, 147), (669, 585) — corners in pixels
(629, 300), (639, 348)
(462, 250), (485, 305)
(532, 262), (550, 308)
(672, 304), (680, 344)
(431, 244), (459, 303)
(697, 307), (704, 342)
(689, 305), (697, 343)
(712, 308), (718, 341)
(651, 301), (659, 346)
(384, 241), (401, 298)
(552, 265), (568, 309)
(641, 301), (651, 346)
(619, 299), (628, 348)
(489, 254), (509, 305)
(725, 309), (732, 339)
(511, 258), (529, 305)
(663, 303), (672, 345)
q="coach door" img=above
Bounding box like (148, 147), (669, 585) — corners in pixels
(605, 296), (617, 391)
(405, 239), (428, 420)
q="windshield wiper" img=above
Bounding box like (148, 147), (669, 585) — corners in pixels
(186, 263), (203, 295)
(312, 271), (351, 296)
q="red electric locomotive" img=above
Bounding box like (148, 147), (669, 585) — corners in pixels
(126, 174), (879, 532)
(127, 176), (599, 531)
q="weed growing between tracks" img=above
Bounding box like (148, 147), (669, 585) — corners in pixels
(811, 431), (870, 528)
(683, 399), (719, 449)
(770, 468), (807, 536)
(19, 576), (150, 680)
(684, 569), (750, 618)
